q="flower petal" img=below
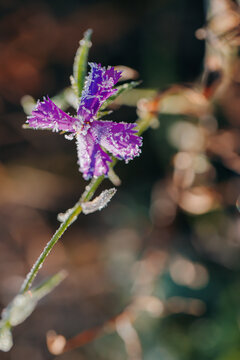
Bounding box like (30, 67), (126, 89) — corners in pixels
(77, 63), (122, 121)
(90, 120), (142, 161)
(76, 132), (112, 180)
(27, 97), (77, 132)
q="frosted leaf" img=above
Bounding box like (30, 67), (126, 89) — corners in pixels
(81, 188), (117, 214)
(7, 294), (37, 326)
(0, 323), (13, 352)
(80, 39), (92, 47)
(0, 271), (67, 352)
(73, 29), (93, 97)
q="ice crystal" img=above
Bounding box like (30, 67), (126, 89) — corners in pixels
(26, 63), (142, 179)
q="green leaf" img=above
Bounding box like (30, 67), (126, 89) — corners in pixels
(81, 188), (117, 214)
(32, 270), (67, 300)
(73, 29), (93, 98)
(100, 80), (141, 111)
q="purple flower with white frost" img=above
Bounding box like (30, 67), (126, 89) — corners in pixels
(27, 63), (142, 180)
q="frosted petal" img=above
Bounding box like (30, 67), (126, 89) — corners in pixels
(76, 132), (112, 179)
(90, 120), (142, 161)
(77, 63), (122, 122)
(27, 97), (78, 132)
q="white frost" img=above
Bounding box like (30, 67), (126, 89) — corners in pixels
(81, 188), (117, 214)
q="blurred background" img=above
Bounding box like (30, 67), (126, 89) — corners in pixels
(0, 0), (240, 359)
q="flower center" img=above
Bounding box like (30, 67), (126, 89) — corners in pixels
(74, 120), (91, 136)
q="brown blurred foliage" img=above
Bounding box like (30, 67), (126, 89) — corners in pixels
(0, 1), (240, 360)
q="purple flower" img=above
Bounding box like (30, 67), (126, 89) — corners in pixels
(27, 63), (142, 180)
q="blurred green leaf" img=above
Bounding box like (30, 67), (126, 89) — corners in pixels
(32, 269), (67, 300)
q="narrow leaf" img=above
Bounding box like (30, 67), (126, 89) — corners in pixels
(73, 29), (92, 98)
(32, 270), (67, 300)
(100, 81), (141, 111)
(81, 188), (117, 214)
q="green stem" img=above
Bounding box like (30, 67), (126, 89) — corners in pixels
(20, 203), (82, 293)
(20, 173), (110, 293)
(73, 29), (92, 98)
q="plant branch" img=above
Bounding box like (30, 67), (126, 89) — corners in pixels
(20, 114), (153, 293)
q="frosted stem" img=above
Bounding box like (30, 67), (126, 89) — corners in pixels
(20, 203), (82, 293)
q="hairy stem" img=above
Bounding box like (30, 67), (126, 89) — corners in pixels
(20, 203), (82, 293)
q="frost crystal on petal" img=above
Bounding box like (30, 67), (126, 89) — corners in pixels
(90, 120), (142, 161)
(77, 63), (122, 122)
(76, 132), (111, 179)
(27, 97), (77, 132)
(81, 188), (117, 214)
